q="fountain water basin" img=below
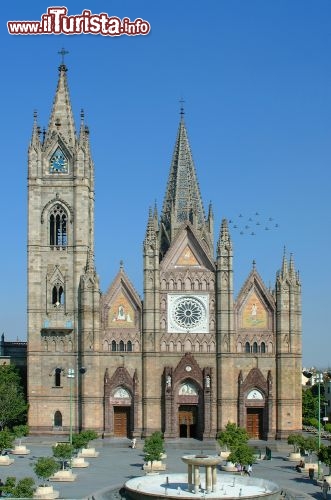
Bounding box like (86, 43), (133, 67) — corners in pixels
(125, 453), (281, 500)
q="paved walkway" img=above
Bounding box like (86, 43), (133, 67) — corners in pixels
(0, 437), (325, 499)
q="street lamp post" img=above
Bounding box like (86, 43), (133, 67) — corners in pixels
(316, 372), (324, 479)
(67, 368), (75, 446)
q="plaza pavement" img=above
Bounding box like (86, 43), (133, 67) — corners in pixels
(0, 436), (325, 499)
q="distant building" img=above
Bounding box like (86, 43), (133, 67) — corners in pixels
(27, 62), (302, 440)
(0, 333), (27, 391)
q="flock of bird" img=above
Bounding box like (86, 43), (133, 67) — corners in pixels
(227, 212), (279, 236)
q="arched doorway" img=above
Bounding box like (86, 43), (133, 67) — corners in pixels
(246, 389), (265, 439)
(112, 386), (132, 437)
(177, 380), (200, 439)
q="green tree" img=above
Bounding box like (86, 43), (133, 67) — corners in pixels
(13, 424), (29, 445)
(72, 433), (87, 454)
(309, 418), (319, 429)
(318, 445), (331, 476)
(79, 430), (98, 447)
(72, 430), (98, 452)
(228, 444), (255, 468)
(0, 428), (14, 453)
(4, 477), (35, 498)
(302, 436), (318, 462)
(0, 365), (27, 429)
(287, 433), (305, 453)
(217, 422), (249, 451)
(302, 384), (327, 424)
(52, 443), (74, 469)
(15, 477), (35, 498)
(33, 457), (60, 486)
(2, 476), (16, 496)
(143, 431), (165, 470)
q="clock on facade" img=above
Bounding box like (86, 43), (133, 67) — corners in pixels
(168, 294), (208, 333)
(50, 147), (68, 173)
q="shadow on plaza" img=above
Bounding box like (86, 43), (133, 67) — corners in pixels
(129, 462), (145, 468)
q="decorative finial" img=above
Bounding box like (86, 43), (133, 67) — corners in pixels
(179, 97), (185, 117)
(120, 260), (124, 271)
(252, 259), (256, 270)
(80, 109), (85, 123)
(58, 47), (69, 65)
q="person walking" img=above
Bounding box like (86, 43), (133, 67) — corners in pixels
(131, 438), (136, 449)
(322, 479), (330, 499)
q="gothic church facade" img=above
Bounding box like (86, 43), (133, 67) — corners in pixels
(27, 63), (302, 440)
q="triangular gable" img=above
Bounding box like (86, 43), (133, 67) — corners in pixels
(161, 224), (215, 272)
(236, 268), (275, 331)
(102, 267), (141, 329)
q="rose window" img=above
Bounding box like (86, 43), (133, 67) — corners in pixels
(172, 297), (204, 329)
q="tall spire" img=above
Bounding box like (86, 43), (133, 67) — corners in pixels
(289, 253), (296, 279)
(281, 246), (288, 278)
(217, 218), (232, 256)
(144, 206), (157, 249)
(45, 62), (76, 146)
(30, 110), (41, 148)
(161, 114), (206, 236)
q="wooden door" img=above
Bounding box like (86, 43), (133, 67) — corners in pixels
(178, 406), (197, 438)
(114, 407), (130, 437)
(246, 408), (263, 439)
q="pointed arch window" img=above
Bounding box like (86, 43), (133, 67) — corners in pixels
(245, 342), (250, 353)
(253, 342), (258, 353)
(119, 340), (125, 352)
(54, 410), (62, 428)
(52, 283), (65, 307)
(49, 204), (67, 246)
(127, 341), (132, 352)
(111, 340), (117, 352)
(261, 342), (266, 353)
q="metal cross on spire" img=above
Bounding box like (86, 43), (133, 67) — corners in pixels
(58, 48), (69, 65)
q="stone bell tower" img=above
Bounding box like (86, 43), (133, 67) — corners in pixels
(27, 60), (99, 433)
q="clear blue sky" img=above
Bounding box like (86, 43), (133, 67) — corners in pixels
(1, 1), (330, 368)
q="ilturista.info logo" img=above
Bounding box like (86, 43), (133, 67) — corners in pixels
(7, 7), (151, 36)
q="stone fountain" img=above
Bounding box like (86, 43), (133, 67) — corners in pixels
(124, 452), (281, 500)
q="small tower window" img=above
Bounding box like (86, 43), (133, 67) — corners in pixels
(55, 368), (62, 387)
(49, 205), (67, 246)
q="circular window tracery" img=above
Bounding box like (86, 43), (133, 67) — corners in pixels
(172, 297), (204, 329)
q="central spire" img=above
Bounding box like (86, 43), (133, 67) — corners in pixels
(161, 114), (206, 235)
(45, 62), (76, 146)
